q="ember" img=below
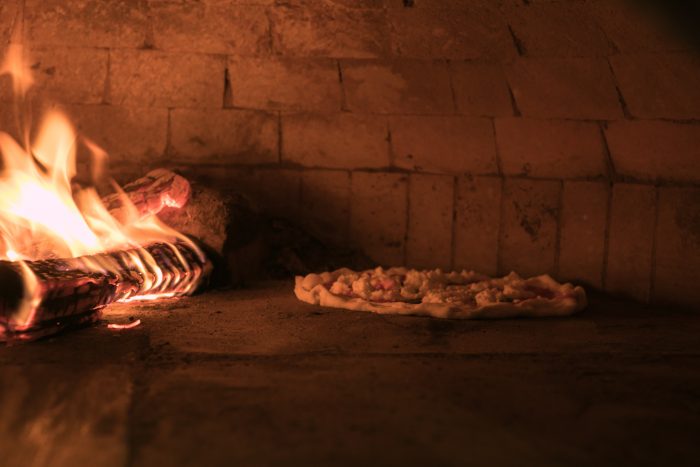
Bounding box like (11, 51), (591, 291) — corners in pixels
(0, 46), (211, 342)
(107, 319), (141, 330)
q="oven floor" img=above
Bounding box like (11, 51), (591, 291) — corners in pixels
(1, 281), (699, 467)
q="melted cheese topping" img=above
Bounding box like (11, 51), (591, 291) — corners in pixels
(323, 268), (554, 307)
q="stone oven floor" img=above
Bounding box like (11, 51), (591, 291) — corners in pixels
(1, 281), (699, 467)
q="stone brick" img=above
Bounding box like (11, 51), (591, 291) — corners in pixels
(170, 108), (278, 164)
(500, 179), (560, 277)
(341, 60), (453, 114)
(350, 172), (407, 266)
(110, 50), (225, 108)
(653, 187), (700, 308)
(406, 173), (453, 270)
(25, 0), (147, 48)
(605, 121), (700, 183)
(300, 170), (350, 245)
(0, 1), (19, 45)
(270, 2), (390, 58)
(384, 0), (518, 7)
(282, 113), (389, 169)
(387, 4), (516, 60)
(590, 0), (689, 53)
(558, 181), (608, 287)
(151, 3), (270, 55)
(606, 183), (655, 302)
(0, 365), (131, 467)
(450, 62), (513, 117)
(65, 104), (168, 172)
(610, 53), (700, 119)
(390, 116), (497, 175)
(28, 48), (108, 105)
(507, 58), (623, 119)
(212, 0), (275, 4)
(254, 168), (301, 220)
(495, 118), (607, 178)
(188, 166), (301, 220)
(453, 176), (501, 275)
(228, 57), (341, 112)
(505, 3), (614, 57)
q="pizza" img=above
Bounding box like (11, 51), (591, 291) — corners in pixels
(294, 267), (587, 319)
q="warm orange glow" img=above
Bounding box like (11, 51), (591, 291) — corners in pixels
(0, 46), (205, 332)
(107, 319), (142, 330)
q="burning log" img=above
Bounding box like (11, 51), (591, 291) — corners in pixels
(0, 241), (211, 343)
(103, 168), (191, 221)
(108, 170), (244, 284)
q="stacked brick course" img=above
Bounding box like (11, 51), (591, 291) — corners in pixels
(0, 0), (698, 306)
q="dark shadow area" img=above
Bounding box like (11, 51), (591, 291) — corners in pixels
(637, 0), (700, 49)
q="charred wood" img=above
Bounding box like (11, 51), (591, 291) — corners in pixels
(103, 169), (191, 221)
(0, 241), (210, 343)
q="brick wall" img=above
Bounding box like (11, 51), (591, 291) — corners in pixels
(1, 0), (699, 307)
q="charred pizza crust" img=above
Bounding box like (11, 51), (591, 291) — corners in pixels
(294, 267), (587, 319)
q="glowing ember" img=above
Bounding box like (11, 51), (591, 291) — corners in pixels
(0, 45), (209, 341)
(120, 293), (177, 303)
(107, 319), (142, 330)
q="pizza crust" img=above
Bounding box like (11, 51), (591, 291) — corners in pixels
(294, 268), (587, 319)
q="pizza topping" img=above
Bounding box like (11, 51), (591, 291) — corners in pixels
(423, 286), (476, 305)
(299, 267), (585, 314)
(295, 267), (587, 319)
(329, 280), (351, 297)
(475, 288), (504, 307)
(523, 285), (555, 299)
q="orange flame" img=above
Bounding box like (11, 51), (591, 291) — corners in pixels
(0, 46), (204, 331)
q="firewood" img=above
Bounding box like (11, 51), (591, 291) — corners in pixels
(13, 169), (193, 266)
(102, 169), (191, 222)
(0, 241), (211, 343)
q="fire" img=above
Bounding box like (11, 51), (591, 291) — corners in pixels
(107, 319), (142, 330)
(0, 46), (206, 339)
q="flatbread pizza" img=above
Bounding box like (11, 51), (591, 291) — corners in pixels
(294, 267), (586, 319)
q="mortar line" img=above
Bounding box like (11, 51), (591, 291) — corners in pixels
(490, 118), (503, 176)
(143, 0), (154, 49)
(606, 57), (631, 119)
(223, 67), (233, 109)
(599, 121), (617, 181)
(139, 160), (700, 188)
(337, 60), (348, 112)
(507, 24), (526, 56)
(446, 59), (458, 113)
(505, 78), (521, 117)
